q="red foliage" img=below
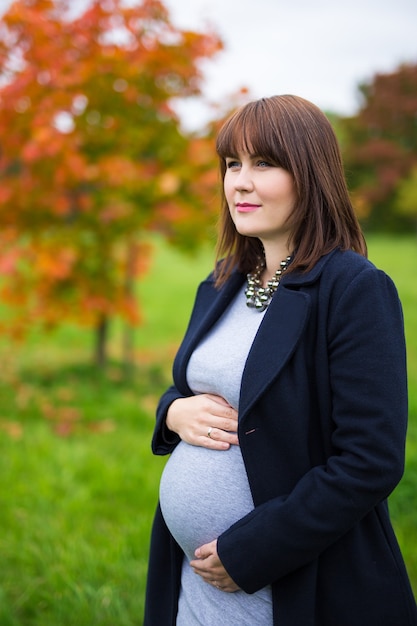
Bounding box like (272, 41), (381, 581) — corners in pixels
(0, 0), (223, 350)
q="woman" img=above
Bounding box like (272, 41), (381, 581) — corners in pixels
(144, 95), (417, 625)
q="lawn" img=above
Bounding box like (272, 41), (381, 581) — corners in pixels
(0, 234), (415, 625)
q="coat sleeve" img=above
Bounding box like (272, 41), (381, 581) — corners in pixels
(217, 267), (408, 592)
(150, 271), (221, 456)
(151, 385), (184, 455)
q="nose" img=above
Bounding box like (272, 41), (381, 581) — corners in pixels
(234, 165), (254, 192)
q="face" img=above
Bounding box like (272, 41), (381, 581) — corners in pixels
(224, 152), (297, 249)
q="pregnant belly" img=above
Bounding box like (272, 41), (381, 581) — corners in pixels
(159, 441), (254, 561)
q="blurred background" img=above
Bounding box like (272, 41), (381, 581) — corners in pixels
(0, 1), (416, 624)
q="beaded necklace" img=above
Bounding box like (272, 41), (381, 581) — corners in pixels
(245, 255), (292, 311)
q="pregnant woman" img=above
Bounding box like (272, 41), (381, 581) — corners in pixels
(144, 95), (417, 625)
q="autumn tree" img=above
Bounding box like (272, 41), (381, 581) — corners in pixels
(342, 63), (417, 231)
(396, 167), (417, 231)
(0, 0), (222, 366)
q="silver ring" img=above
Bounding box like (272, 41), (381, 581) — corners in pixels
(207, 427), (213, 438)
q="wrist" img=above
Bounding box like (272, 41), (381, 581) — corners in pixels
(166, 398), (181, 434)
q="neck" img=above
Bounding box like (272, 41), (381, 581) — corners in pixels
(262, 243), (292, 284)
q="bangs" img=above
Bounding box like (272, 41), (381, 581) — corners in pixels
(215, 99), (290, 170)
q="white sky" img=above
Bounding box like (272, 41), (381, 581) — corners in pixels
(1, 0), (416, 130)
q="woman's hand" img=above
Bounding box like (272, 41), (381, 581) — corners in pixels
(166, 394), (239, 450)
(190, 539), (240, 593)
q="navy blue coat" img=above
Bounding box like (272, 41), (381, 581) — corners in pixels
(144, 249), (417, 626)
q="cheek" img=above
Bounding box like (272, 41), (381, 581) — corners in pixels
(223, 180), (234, 206)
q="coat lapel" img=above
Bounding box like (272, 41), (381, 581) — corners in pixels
(176, 253), (330, 408)
(238, 252), (334, 417)
(174, 271), (245, 393)
(239, 284), (311, 419)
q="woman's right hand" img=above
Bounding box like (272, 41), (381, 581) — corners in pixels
(166, 394), (239, 450)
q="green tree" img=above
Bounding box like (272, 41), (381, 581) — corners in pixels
(396, 167), (417, 232)
(342, 63), (417, 231)
(0, 0), (222, 365)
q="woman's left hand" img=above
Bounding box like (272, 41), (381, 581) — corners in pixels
(190, 539), (240, 593)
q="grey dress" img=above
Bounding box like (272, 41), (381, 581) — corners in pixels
(159, 286), (273, 625)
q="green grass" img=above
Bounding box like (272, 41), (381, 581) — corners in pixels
(0, 362), (166, 626)
(0, 234), (416, 624)
(0, 237), (214, 626)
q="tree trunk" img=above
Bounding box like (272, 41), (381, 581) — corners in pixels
(121, 240), (138, 368)
(94, 314), (108, 368)
(122, 324), (135, 368)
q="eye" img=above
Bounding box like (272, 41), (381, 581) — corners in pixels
(225, 158), (241, 170)
(256, 159), (273, 168)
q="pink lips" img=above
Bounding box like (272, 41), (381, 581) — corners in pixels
(236, 203), (260, 213)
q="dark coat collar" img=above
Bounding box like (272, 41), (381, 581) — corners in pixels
(174, 250), (337, 417)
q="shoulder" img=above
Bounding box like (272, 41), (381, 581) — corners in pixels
(313, 248), (378, 282)
(324, 248), (376, 275)
(319, 251), (403, 332)
(284, 248), (402, 317)
(322, 249), (399, 297)
(319, 249), (381, 294)
(286, 248), (388, 289)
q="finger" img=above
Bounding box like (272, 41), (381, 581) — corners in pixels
(204, 427), (239, 446)
(192, 565), (235, 589)
(217, 583), (240, 593)
(191, 558), (220, 580)
(221, 403), (239, 419)
(190, 555), (218, 573)
(217, 406), (239, 424)
(212, 427), (239, 445)
(214, 416), (239, 432)
(198, 432), (231, 450)
(193, 539), (217, 560)
(211, 579), (239, 592)
(192, 566), (215, 582)
(205, 395), (238, 421)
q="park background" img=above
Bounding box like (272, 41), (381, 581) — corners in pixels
(0, 1), (416, 624)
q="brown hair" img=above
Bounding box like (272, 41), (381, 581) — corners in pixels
(214, 94), (367, 286)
